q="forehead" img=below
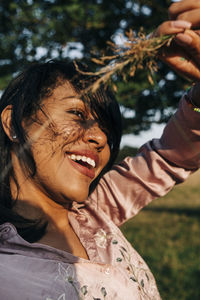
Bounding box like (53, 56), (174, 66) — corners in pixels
(50, 81), (78, 101)
(41, 80), (88, 110)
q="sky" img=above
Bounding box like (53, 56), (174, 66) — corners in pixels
(121, 123), (165, 148)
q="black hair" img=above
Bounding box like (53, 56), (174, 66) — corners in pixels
(0, 60), (122, 242)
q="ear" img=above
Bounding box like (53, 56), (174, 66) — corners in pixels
(1, 105), (17, 142)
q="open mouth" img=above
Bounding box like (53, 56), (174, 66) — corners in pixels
(68, 154), (96, 169)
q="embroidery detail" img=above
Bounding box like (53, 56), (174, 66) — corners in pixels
(112, 240), (118, 245)
(112, 237), (160, 299)
(46, 227), (160, 300)
(46, 293), (66, 300)
(93, 228), (160, 299)
(94, 229), (112, 249)
(56, 263), (77, 284)
(101, 287), (107, 298)
(80, 285), (88, 296)
(52, 263), (108, 300)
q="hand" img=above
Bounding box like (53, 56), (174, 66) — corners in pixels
(155, 0), (200, 81)
(169, 0), (200, 28)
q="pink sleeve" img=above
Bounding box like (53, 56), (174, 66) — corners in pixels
(88, 95), (200, 226)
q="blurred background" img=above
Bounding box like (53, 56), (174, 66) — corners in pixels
(0, 0), (200, 298)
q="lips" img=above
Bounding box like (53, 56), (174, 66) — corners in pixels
(65, 150), (99, 179)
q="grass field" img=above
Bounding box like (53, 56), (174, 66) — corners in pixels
(120, 169), (200, 300)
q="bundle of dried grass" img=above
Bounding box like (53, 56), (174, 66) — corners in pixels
(76, 29), (174, 93)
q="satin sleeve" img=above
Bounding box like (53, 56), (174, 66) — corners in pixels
(88, 94), (200, 226)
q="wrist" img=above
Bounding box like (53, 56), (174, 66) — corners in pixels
(185, 84), (200, 112)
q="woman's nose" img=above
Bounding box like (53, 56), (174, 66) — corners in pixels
(83, 121), (108, 150)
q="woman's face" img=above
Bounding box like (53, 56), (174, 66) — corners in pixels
(23, 81), (110, 205)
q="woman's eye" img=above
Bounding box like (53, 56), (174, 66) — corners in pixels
(68, 109), (85, 120)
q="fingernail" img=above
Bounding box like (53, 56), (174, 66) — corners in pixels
(175, 33), (193, 44)
(172, 20), (191, 29)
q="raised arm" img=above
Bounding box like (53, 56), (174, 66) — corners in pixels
(89, 90), (200, 226)
(88, 0), (200, 226)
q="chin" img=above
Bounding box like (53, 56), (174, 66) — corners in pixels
(61, 186), (90, 204)
(72, 193), (89, 203)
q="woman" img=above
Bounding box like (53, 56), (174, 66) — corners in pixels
(0, 1), (200, 299)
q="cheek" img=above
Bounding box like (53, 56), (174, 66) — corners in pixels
(30, 120), (85, 160)
(50, 121), (86, 153)
(104, 146), (111, 166)
(47, 120), (84, 142)
(98, 146), (111, 175)
(59, 122), (85, 144)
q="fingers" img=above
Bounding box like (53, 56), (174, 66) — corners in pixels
(175, 29), (200, 66)
(177, 8), (200, 28)
(169, 0), (200, 19)
(154, 20), (191, 37)
(157, 0), (200, 81)
(161, 51), (200, 82)
(169, 0), (200, 27)
(159, 29), (200, 81)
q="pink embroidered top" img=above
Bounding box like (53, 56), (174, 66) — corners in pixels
(0, 96), (200, 300)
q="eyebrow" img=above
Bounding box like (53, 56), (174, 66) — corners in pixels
(58, 96), (83, 102)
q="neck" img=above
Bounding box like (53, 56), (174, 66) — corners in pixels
(10, 151), (71, 231)
(9, 152), (89, 259)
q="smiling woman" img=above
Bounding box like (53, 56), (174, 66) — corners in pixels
(1, 1), (200, 299)
(0, 60), (122, 240)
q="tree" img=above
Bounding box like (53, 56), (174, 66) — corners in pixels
(0, 0), (189, 134)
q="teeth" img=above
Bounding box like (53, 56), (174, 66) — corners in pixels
(68, 154), (96, 168)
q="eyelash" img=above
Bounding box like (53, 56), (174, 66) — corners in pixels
(68, 109), (86, 120)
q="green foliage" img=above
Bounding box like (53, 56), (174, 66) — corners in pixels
(0, 0), (190, 134)
(121, 171), (200, 299)
(116, 145), (138, 162)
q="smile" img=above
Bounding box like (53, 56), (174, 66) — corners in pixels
(68, 154), (96, 168)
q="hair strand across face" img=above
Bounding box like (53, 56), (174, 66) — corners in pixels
(0, 59), (122, 242)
